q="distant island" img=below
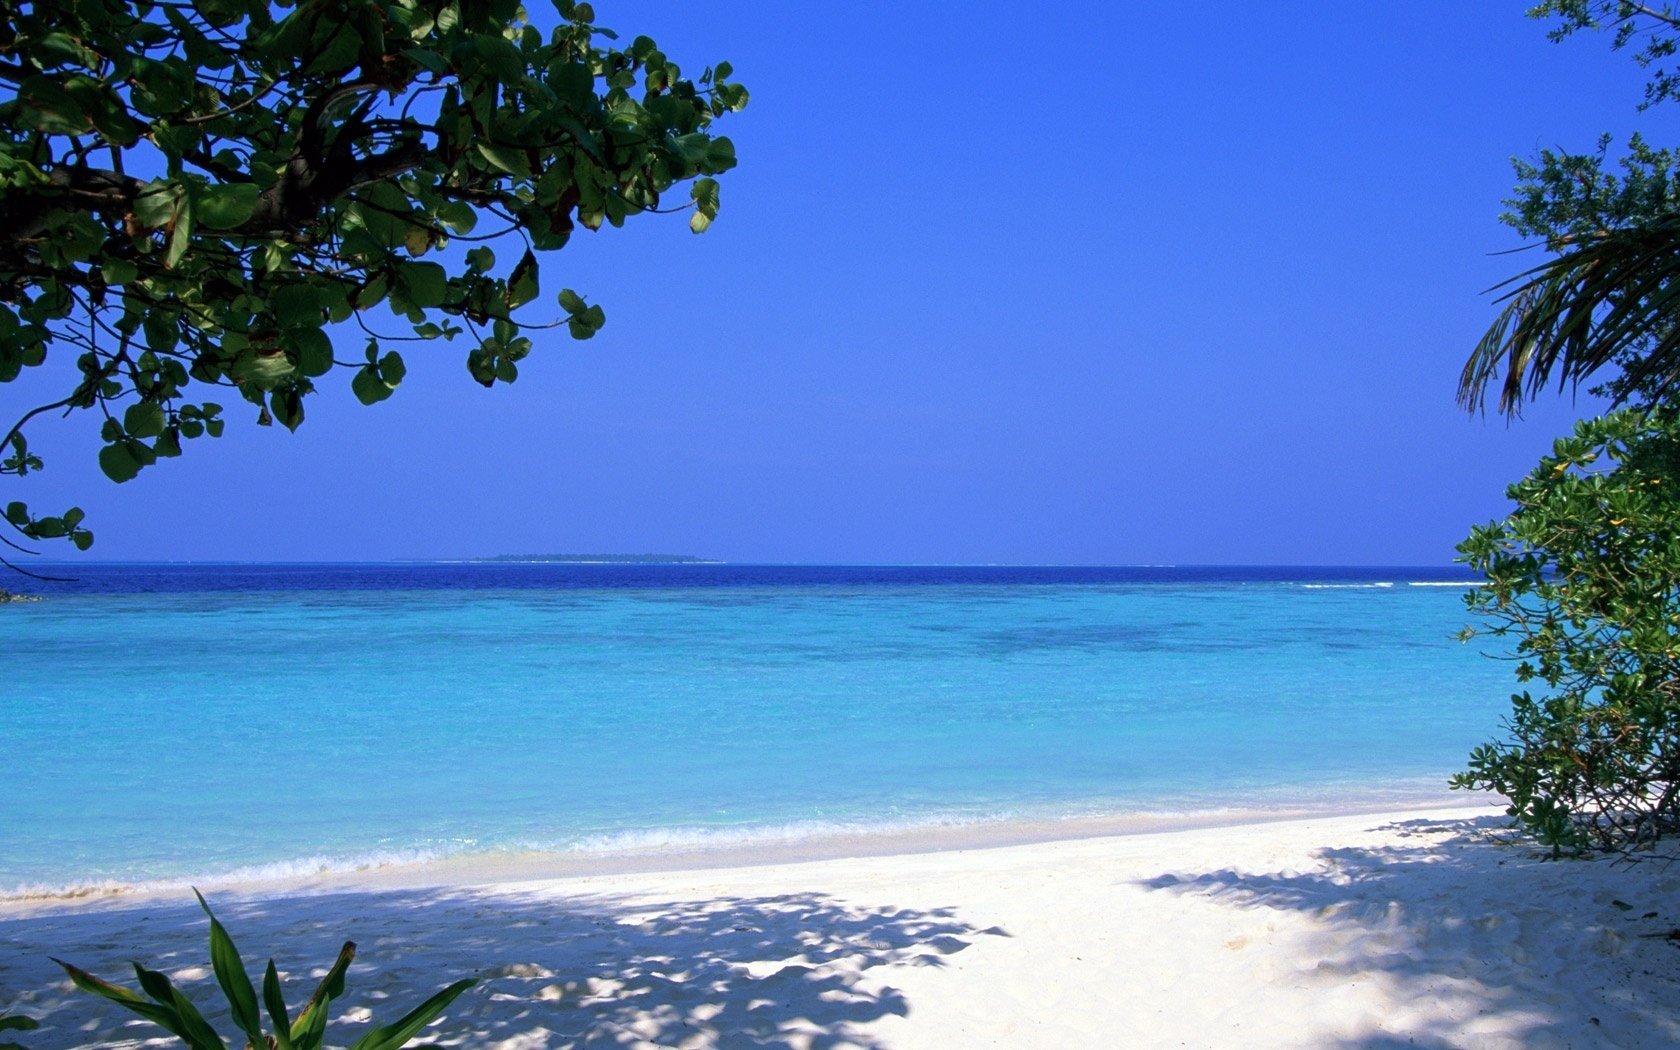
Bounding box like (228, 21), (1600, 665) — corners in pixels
(477, 554), (718, 564)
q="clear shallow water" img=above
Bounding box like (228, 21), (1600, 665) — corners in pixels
(0, 564), (1506, 893)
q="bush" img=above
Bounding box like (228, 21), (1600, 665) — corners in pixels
(1453, 408), (1680, 853)
(56, 890), (475, 1050)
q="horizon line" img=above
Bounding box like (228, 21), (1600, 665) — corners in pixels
(16, 559), (1478, 570)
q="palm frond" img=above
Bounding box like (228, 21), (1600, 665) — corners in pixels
(1461, 217), (1680, 413)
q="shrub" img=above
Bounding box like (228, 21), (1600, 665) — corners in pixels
(55, 891), (475, 1050)
(1453, 408), (1680, 853)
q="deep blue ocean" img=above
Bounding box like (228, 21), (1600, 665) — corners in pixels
(1, 563), (1508, 894)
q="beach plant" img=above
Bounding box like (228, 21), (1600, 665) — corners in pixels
(1454, 408), (1680, 853)
(0, 1014), (39, 1050)
(1460, 2), (1680, 416)
(0, 0), (747, 572)
(55, 890), (476, 1049)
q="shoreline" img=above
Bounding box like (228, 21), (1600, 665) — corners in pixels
(3, 803), (1676, 1048)
(0, 788), (1483, 913)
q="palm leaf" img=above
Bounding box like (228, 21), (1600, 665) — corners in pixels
(1462, 218), (1680, 413)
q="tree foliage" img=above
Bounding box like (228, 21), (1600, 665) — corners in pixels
(1454, 409), (1680, 852)
(0, 0), (746, 569)
(1460, 2), (1680, 414)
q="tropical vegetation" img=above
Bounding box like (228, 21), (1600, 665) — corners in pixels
(0, 1), (739, 1040)
(1454, 409), (1680, 852)
(0, 0), (746, 572)
(1457, 1), (1680, 851)
(1461, 1), (1680, 415)
(55, 891), (476, 1049)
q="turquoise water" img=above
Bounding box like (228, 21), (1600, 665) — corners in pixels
(1, 565), (1509, 893)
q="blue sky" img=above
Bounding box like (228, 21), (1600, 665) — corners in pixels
(10, 1), (1656, 564)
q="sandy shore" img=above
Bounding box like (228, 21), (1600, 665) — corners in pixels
(3, 805), (1678, 1049)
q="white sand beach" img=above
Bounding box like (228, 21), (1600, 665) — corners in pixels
(3, 805), (1678, 1049)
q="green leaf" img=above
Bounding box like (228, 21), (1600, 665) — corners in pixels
(294, 996), (331, 1050)
(466, 345), (496, 386)
(402, 47), (450, 74)
(28, 518), (66, 539)
(0, 1017), (38, 1033)
(154, 969), (225, 1049)
(558, 288), (585, 314)
(263, 962), (294, 1050)
(18, 75), (90, 134)
(379, 351), (407, 386)
(472, 35), (525, 81)
(564, 302), (605, 339)
(35, 31), (97, 68)
(272, 384), (305, 430)
(98, 443), (141, 483)
(547, 61), (594, 104)
(475, 143), (529, 177)
(273, 285), (322, 328)
(102, 258), (139, 284)
(705, 137), (738, 171)
(196, 184), (260, 229)
(124, 402), (166, 439)
(345, 979), (476, 1050)
(231, 349), (297, 388)
(290, 329), (334, 378)
(53, 959), (191, 1042)
(690, 177), (719, 219)
(309, 20), (363, 73)
(133, 181), (182, 228)
(71, 529), (94, 551)
(352, 366), (393, 405)
(132, 961), (176, 1007)
(507, 250), (538, 309)
(436, 201), (477, 235)
(196, 890), (264, 1048)
(399, 263), (449, 308)
(290, 942), (354, 1049)
(165, 194), (194, 269)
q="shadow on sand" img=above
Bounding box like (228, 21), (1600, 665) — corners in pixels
(1139, 815), (1680, 1049)
(0, 887), (1000, 1048)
